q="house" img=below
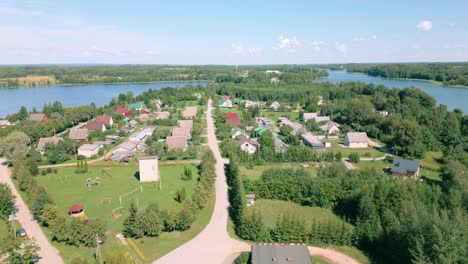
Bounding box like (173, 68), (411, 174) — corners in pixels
(265, 70), (281, 74)
(245, 126), (254, 132)
(319, 121), (340, 135)
(231, 128), (249, 139)
(377, 110), (389, 117)
(29, 113), (48, 122)
(255, 117), (272, 126)
(116, 107), (131, 117)
(50, 112), (62, 119)
(218, 99), (233, 107)
(271, 77), (280, 84)
(172, 127), (191, 139)
(113, 142), (138, 154)
(105, 135), (120, 141)
(246, 193), (256, 206)
(182, 106), (198, 118)
(86, 121), (106, 132)
(344, 132), (369, 148)
(302, 133), (329, 149)
(156, 111), (170, 120)
(138, 156), (160, 182)
(193, 93), (202, 100)
(128, 119), (138, 127)
(77, 144), (102, 158)
(96, 115), (113, 126)
(177, 120), (193, 130)
(68, 204), (85, 218)
(278, 117), (306, 135)
(240, 69), (249, 77)
(226, 118), (241, 127)
(238, 138), (260, 154)
(138, 113), (150, 121)
(166, 136), (188, 150)
(303, 112), (330, 123)
(93, 140), (112, 146)
(141, 109), (151, 115)
(270, 101), (281, 110)
(251, 244), (312, 264)
(242, 100), (260, 108)
(128, 128), (153, 143)
(274, 137), (289, 153)
(391, 159), (420, 179)
(129, 102), (146, 111)
(152, 99), (163, 108)
(69, 129), (88, 142)
(36, 137), (64, 155)
(254, 125), (272, 137)
(0, 120), (11, 128)
(222, 95), (231, 101)
(223, 113), (239, 119)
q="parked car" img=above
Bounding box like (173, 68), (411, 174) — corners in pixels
(17, 228), (26, 237)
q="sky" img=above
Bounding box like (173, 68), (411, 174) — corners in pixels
(0, 0), (467, 65)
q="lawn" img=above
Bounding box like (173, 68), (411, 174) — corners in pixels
(260, 111), (300, 122)
(356, 160), (390, 173)
(240, 163), (319, 181)
(34, 162), (211, 263)
(327, 140), (386, 158)
(420, 151), (443, 170)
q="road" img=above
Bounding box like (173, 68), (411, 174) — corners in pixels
(156, 99), (360, 264)
(155, 99), (250, 264)
(0, 159), (63, 264)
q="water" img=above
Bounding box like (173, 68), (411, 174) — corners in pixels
(316, 70), (468, 112)
(0, 82), (207, 117)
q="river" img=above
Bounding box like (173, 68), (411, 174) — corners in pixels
(316, 70), (467, 112)
(0, 82), (207, 117)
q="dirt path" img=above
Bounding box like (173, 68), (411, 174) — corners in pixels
(308, 247), (359, 264)
(0, 159), (63, 264)
(342, 158), (357, 170)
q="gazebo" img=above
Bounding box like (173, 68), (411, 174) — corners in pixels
(68, 204), (85, 217)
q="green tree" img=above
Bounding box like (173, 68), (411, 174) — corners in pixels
(0, 183), (14, 220)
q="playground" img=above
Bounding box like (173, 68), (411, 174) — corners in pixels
(35, 163), (199, 233)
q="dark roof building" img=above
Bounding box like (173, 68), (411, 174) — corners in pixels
(391, 159), (420, 179)
(50, 112), (62, 119)
(29, 113), (48, 122)
(252, 244), (312, 264)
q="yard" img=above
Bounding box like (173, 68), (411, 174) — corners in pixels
(34, 162), (213, 263)
(326, 140), (386, 158)
(260, 111), (300, 122)
(240, 163), (319, 181)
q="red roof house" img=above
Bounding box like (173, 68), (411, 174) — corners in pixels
(96, 115), (114, 126)
(68, 204), (84, 215)
(116, 107), (131, 117)
(226, 118), (241, 127)
(222, 95), (231, 101)
(223, 113), (239, 119)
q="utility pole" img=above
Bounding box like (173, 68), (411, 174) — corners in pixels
(96, 234), (102, 264)
(8, 214), (16, 241)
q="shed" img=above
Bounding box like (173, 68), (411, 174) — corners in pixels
(68, 204), (84, 217)
(344, 132), (369, 148)
(391, 159), (420, 179)
(138, 156), (160, 182)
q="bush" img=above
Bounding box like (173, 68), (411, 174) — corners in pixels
(348, 153), (360, 163)
(40, 170), (47, 176)
(180, 166), (193, 181)
(77, 155), (86, 160)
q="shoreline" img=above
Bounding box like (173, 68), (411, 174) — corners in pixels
(0, 79), (213, 89)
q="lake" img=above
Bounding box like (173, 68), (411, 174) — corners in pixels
(316, 70), (468, 112)
(0, 82), (207, 117)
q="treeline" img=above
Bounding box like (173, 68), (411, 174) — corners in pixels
(227, 159), (354, 246)
(122, 150), (216, 238)
(215, 67), (328, 84)
(232, 161), (468, 264)
(330, 63), (468, 86)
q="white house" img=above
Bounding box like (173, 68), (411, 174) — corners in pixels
(344, 132), (369, 148)
(265, 70), (281, 74)
(242, 100), (260, 108)
(77, 144), (102, 158)
(219, 99), (233, 107)
(238, 138), (260, 154)
(303, 112), (330, 123)
(319, 122), (340, 135)
(270, 101), (281, 110)
(138, 156), (160, 182)
(271, 77), (280, 84)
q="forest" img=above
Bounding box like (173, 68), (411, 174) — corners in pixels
(328, 63), (468, 86)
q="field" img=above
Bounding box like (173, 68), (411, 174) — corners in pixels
(260, 111), (300, 122)
(240, 163), (319, 181)
(35, 162), (213, 263)
(420, 151), (443, 170)
(0, 75), (58, 87)
(326, 140), (386, 158)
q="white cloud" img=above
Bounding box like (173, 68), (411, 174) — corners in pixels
(311, 40), (326, 52)
(353, 34), (377, 41)
(417, 20), (433, 31)
(0, 4), (43, 17)
(335, 42), (347, 55)
(410, 43), (421, 49)
(231, 43), (262, 56)
(273, 36), (301, 53)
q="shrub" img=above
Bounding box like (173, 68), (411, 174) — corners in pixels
(77, 155), (86, 160)
(348, 153), (360, 163)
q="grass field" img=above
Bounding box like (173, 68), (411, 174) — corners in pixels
(331, 246), (370, 264)
(327, 140), (386, 158)
(35, 162), (212, 263)
(420, 151), (443, 170)
(240, 163), (319, 181)
(260, 111), (300, 122)
(0, 75), (58, 87)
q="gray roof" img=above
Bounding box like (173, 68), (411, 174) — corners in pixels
(345, 132), (368, 143)
(391, 159), (420, 174)
(69, 128), (88, 140)
(252, 244), (312, 264)
(29, 113), (47, 122)
(78, 144), (101, 151)
(115, 142), (137, 152)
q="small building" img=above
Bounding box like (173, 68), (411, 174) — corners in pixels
(129, 128), (153, 143)
(172, 127), (191, 139)
(302, 133), (328, 149)
(182, 106), (198, 119)
(265, 70), (281, 74)
(391, 159), (420, 179)
(138, 113), (150, 121)
(0, 120), (11, 128)
(129, 102), (146, 111)
(344, 132), (369, 148)
(255, 125), (272, 137)
(138, 156), (160, 182)
(69, 129), (88, 142)
(96, 115), (113, 126)
(303, 112), (330, 123)
(152, 99), (163, 108)
(36, 137), (64, 155)
(116, 107), (131, 117)
(113, 142), (138, 154)
(156, 111), (170, 120)
(50, 112), (62, 119)
(270, 101), (281, 110)
(238, 138), (260, 154)
(317, 95), (323, 105)
(319, 121), (340, 135)
(240, 70), (249, 77)
(222, 95), (231, 101)
(86, 121), (106, 132)
(255, 117), (272, 126)
(278, 117), (306, 135)
(218, 99), (233, 108)
(93, 140), (113, 146)
(128, 119), (138, 127)
(166, 136), (188, 150)
(226, 118), (241, 127)
(246, 193), (256, 206)
(274, 137), (289, 153)
(377, 110), (389, 117)
(231, 128), (249, 139)
(177, 120), (193, 130)
(68, 204), (85, 218)
(251, 244), (312, 264)
(271, 77), (280, 84)
(242, 100), (260, 108)
(193, 93), (202, 100)
(29, 113), (48, 122)
(78, 144), (102, 158)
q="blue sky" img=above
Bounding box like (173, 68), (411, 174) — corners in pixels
(1, 0), (467, 64)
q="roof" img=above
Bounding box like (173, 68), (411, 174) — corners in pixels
(166, 136), (188, 149)
(246, 193), (256, 199)
(29, 113), (47, 122)
(130, 102), (146, 109)
(252, 244), (312, 264)
(391, 159), (420, 174)
(238, 138), (260, 147)
(50, 112), (62, 119)
(231, 128), (246, 136)
(226, 118), (241, 126)
(172, 127), (191, 138)
(138, 156), (158, 161)
(36, 137), (64, 152)
(303, 113), (318, 120)
(301, 133), (323, 144)
(255, 125), (271, 135)
(222, 95), (231, 100)
(86, 121), (105, 131)
(320, 121), (339, 131)
(278, 117), (305, 135)
(96, 115), (112, 125)
(68, 204), (84, 213)
(78, 144), (101, 151)
(128, 120), (138, 126)
(156, 111), (170, 119)
(116, 107), (129, 114)
(69, 129), (88, 140)
(182, 106), (198, 118)
(129, 128), (153, 140)
(274, 137), (289, 152)
(346, 132), (368, 143)
(223, 112), (239, 119)
(116, 142), (137, 152)
(177, 120), (193, 129)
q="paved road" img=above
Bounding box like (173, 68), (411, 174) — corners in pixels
(0, 159), (63, 264)
(155, 99), (250, 264)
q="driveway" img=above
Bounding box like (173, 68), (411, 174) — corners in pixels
(0, 159), (63, 264)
